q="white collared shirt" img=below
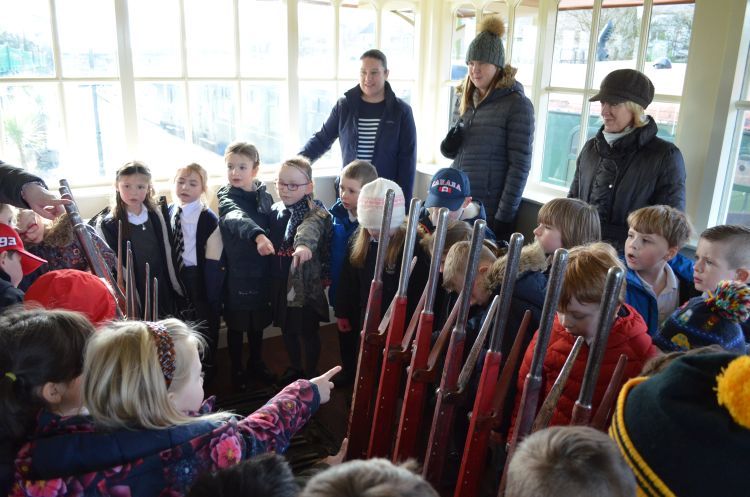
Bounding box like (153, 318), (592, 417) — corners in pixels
(637, 264), (680, 326)
(174, 200), (202, 267)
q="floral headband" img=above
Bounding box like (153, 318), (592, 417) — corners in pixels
(146, 322), (176, 387)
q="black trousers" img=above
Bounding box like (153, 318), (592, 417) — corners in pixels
(180, 266), (220, 370)
(282, 305), (321, 376)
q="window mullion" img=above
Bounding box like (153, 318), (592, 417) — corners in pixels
(287, 0), (300, 153)
(49, 0), (70, 149)
(578, 0), (602, 163)
(233, 0), (242, 140)
(113, 0), (138, 155)
(635, 0), (653, 72)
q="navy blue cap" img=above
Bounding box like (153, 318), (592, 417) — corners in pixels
(425, 168), (471, 211)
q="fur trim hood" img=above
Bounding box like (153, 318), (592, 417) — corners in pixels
(487, 240), (548, 291)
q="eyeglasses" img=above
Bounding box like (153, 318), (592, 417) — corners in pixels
(275, 180), (310, 192)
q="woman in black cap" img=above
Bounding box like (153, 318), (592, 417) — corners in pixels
(568, 68), (686, 250)
(440, 15), (535, 243)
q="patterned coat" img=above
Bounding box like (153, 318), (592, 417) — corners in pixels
(9, 380), (320, 497)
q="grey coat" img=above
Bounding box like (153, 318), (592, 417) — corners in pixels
(445, 66), (535, 223)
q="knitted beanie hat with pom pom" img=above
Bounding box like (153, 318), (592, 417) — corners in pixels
(465, 15), (506, 67)
(610, 352), (750, 497)
(654, 280), (750, 354)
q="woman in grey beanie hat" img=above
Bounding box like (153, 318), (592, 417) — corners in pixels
(568, 68), (686, 251)
(441, 15), (535, 243)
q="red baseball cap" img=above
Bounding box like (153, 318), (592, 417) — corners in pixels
(25, 269), (117, 325)
(0, 223), (46, 275)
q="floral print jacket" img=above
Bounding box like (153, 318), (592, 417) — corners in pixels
(10, 380), (320, 497)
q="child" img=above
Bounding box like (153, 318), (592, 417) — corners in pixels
(623, 205), (694, 336)
(300, 459), (438, 497)
(610, 351), (749, 496)
(654, 280), (750, 353)
(505, 426), (636, 497)
(0, 308), (95, 496)
(693, 224), (750, 341)
(532, 197), (601, 257)
(510, 242), (658, 432)
(0, 223), (46, 312)
(170, 163), (222, 382)
(24, 269), (118, 326)
(11, 317), (339, 497)
(187, 453), (298, 497)
(334, 179), (429, 383)
(15, 208), (116, 290)
(329, 160), (377, 386)
(97, 161), (184, 317)
(0, 204), (14, 225)
(218, 142), (275, 390)
(269, 156), (332, 382)
(420, 167), (497, 241)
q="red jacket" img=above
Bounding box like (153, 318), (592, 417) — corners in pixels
(510, 304), (658, 433)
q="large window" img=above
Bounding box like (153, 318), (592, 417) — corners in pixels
(539, 0), (694, 188)
(0, 0), (417, 184)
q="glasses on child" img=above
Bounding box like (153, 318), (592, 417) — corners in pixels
(275, 180), (310, 192)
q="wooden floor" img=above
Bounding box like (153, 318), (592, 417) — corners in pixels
(205, 323), (351, 455)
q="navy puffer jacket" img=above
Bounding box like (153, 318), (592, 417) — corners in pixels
(445, 66), (535, 224)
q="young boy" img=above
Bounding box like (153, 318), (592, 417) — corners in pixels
(510, 242), (658, 432)
(506, 426), (636, 497)
(623, 205), (694, 336)
(420, 167), (496, 241)
(692, 224), (750, 341)
(217, 141), (275, 390)
(0, 223), (46, 312)
(329, 160), (377, 386)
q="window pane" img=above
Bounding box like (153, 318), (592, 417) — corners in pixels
(240, 0), (287, 77)
(648, 101), (680, 142)
(241, 82), (286, 165)
(511, 1), (539, 85)
(0, 84), (62, 176)
(726, 111), (750, 226)
(450, 5), (476, 81)
(189, 82), (236, 156)
(135, 82), (187, 145)
(382, 7), (416, 80)
(0, 0), (54, 78)
(63, 83), (125, 178)
(298, 0), (334, 78)
(644, 2), (695, 96)
(185, 0), (235, 77)
(541, 93), (584, 187)
(551, 1), (593, 88)
(299, 82), (337, 162)
(340, 2), (376, 79)
(593, 1), (643, 88)
(57, 0), (118, 77)
(129, 0), (182, 77)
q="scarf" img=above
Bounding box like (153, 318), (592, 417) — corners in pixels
(278, 196), (325, 254)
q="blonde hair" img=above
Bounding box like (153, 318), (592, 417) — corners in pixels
(538, 198), (601, 249)
(442, 240), (497, 293)
(224, 141), (260, 167)
(84, 319), (226, 430)
(349, 223), (407, 270)
(175, 163), (209, 197)
(624, 101), (647, 128)
(420, 219), (473, 261)
(506, 426), (636, 497)
(627, 205), (692, 248)
(301, 458), (438, 497)
(341, 160), (378, 187)
(558, 242), (626, 312)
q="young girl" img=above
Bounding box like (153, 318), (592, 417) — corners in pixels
(269, 156), (332, 382)
(97, 161), (184, 317)
(217, 142), (275, 390)
(170, 163), (222, 382)
(15, 208), (116, 290)
(10, 317), (338, 497)
(334, 179), (429, 375)
(0, 308), (94, 496)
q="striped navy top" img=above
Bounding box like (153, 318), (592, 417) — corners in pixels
(357, 99), (385, 162)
